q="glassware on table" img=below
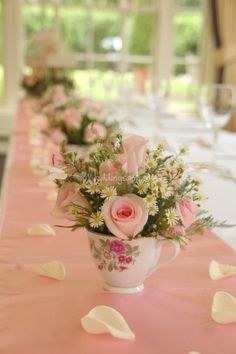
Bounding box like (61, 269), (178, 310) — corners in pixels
(146, 81), (169, 128)
(199, 83), (236, 154)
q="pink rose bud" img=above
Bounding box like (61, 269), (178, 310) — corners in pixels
(99, 160), (119, 185)
(171, 198), (198, 236)
(177, 198), (197, 228)
(52, 85), (67, 106)
(50, 129), (67, 145)
(64, 108), (82, 128)
(36, 114), (49, 131)
(52, 182), (90, 221)
(84, 122), (107, 143)
(119, 134), (148, 176)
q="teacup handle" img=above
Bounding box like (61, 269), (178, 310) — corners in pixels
(147, 239), (180, 277)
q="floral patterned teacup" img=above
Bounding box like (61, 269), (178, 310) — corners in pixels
(87, 231), (180, 294)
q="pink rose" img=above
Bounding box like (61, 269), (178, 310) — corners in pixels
(84, 122), (107, 143)
(36, 114), (49, 131)
(120, 134), (148, 176)
(50, 129), (67, 145)
(52, 85), (67, 106)
(64, 108), (82, 128)
(99, 160), (122, 185)
(24, 74), (37, 87)
(172, 198), (198, 236)
(102, 194), (148, 239)
(87, 103), (104, 118)
(52, 182), (90, 221)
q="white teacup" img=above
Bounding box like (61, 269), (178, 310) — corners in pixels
(87, 231), (180, 294)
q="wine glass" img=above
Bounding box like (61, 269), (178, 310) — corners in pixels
(199, 83), (235, 154)
(146, 81), (169, 128)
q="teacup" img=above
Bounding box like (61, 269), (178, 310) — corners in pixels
(87, 231), (180, 294)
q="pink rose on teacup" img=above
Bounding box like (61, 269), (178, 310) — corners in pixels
(52, 182), (90, 221)
(64, 108), (82, 128)
(119, 134), (148, 176)
(84, 122), (107, 143)
(171, 198), (198, 236)
(102, 194), (148, 239)
(109, 240), (126, 255)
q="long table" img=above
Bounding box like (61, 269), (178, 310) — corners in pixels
(0, 101), (236, 354)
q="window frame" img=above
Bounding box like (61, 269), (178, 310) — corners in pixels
(23, 0), (174, 90)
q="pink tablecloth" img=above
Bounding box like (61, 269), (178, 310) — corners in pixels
(0, 101), (236, 354)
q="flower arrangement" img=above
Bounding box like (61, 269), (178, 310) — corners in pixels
(51, 133), (227, 246)
(21, 70), (48, 97)
(22, 68), (74, 98)
(43, 95), (117, 146)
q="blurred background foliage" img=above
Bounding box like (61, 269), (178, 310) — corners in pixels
(21, 0), (202, 109)
(23, 0), (202, 75)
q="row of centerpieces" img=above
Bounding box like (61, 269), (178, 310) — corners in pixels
(24, 72), (226, 293)
(23, 69), (117, 148)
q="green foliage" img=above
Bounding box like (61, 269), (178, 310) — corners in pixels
(174, 12), (202, 57)
(60, 9), (88, 53)
(93, 11), (120, 54)
(176, 0), (202, 7)
(21, 76), (48, 97)
(23, 2), (203, 73)
(174, 12), (202, 74)
(129, 0), (155, 61)
(23, 5), (55, 46)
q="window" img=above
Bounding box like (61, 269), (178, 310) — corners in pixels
(170, 0), (203, 114)
(23, 0), (161, 100)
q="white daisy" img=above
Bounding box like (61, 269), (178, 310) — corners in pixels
(179, 144), (189, 155)
(196, 194), (206, 201)
(145, 194), (157, 206)
(146, 158), (156, 169)
(89, 212), (104, 228)
(150, 185), (159, 196)
(79, 180), (87, 190)
(166, 208), (179, 226)
(156, 177), (168, 189)
(95, 143), (103, 153)
(148, 204), (159, 216)
(160, 185), (173, 199)
(177, 160), (185, 170)
(86, 179), (100, 194)
(113, 137), (121, 150)
(44, 166), (67, 181)
(100, 186), (117, 200)
(135, 179), (148, 194)
(145, 174), (158, 187)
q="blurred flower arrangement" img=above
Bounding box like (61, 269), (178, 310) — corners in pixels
(21, 68), (74, 98)
(21, 69), (48, 97)
(42, 91), (117, 146)
(51, 134), (227, 246)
